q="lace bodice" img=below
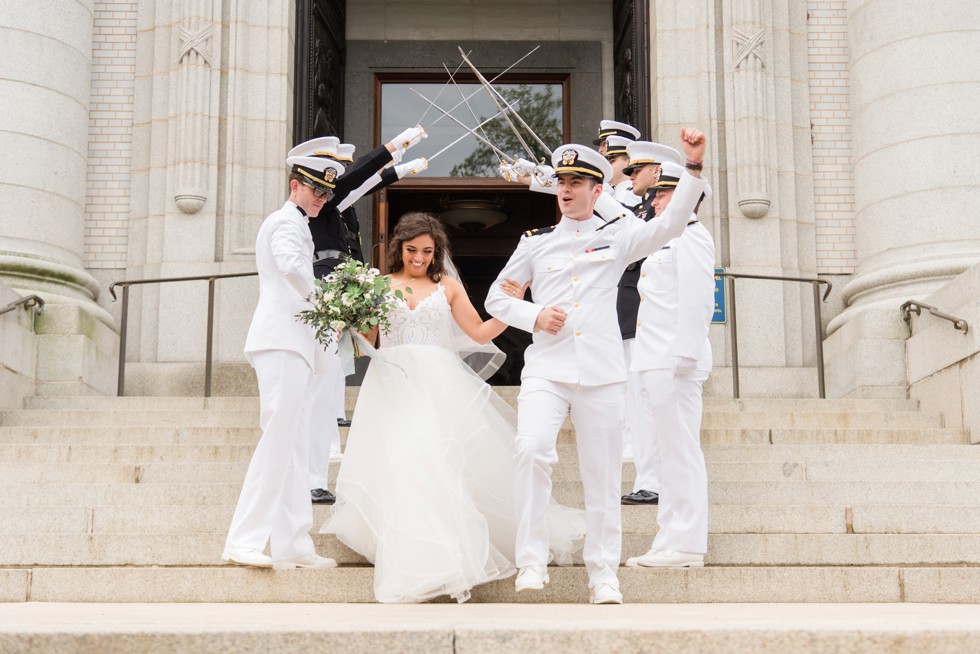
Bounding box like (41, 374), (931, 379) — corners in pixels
(381, 284), (454, 349)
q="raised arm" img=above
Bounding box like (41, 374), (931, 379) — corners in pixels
(444, 276), (507, 345)
(619, 128), (708, 261)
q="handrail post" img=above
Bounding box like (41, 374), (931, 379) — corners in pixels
(813, 281), (826, 399)
(728, 276), (740, 399)
(117, 285), (129, 396)
(204, 278), (216, 398)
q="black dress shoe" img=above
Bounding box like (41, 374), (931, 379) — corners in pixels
(337, 418), (352, 427)
(621, 489), (659, 505)
(311, 488), (336, 505)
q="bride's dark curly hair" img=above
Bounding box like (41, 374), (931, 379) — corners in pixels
(386, 212), (451, 282)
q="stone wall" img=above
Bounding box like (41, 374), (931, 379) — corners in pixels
(0, 285), (39, 410)
(907, 263), (980, 444)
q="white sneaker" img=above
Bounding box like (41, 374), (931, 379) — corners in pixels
(589, 582), (624, 604)
(221, 547), (272, 568)
(514, 565), (549, 592)
(272, 553), (338, 570)
(626, 548), (704, 568)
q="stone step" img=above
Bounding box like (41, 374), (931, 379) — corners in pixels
(4, 532), (980, 567)
(0, 503), (849, 535)
(0, 425), (968, 451)
(2, 407), (942, 431)
(5, 565), (980, 604)
(2, 603), (979, 653)
(2, 480), (979, 508)
(3, 504), (978, 537)
(3, 458), (979, 485)
(23, 394), (923, 414)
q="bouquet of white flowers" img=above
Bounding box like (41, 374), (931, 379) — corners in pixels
(298, 258), (405, 348)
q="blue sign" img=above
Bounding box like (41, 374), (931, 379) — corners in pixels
(713, 268), (727, 324)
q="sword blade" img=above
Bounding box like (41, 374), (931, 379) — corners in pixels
(416, 52), (471, 126)
(456, 47), (538, 161)
(425, 45), (540, 130)
(443, 62), (503, 165)
(425, 99), (522, 164)
(410, 88), (514, 163)
(458, 47), (553, 158)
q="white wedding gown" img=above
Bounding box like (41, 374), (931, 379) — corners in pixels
(321, 284), (583, 603)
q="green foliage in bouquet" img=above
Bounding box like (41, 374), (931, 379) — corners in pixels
(297, 258), (407, 348)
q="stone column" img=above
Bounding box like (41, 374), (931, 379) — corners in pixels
(653, 0), (815, 396)
(825, 0), (980, 398)
(0, 1), (118, 396)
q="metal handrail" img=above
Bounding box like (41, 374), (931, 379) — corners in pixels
(109, 272), (257, 397)
(0, 294), (45, 317)
(901, 300), (969, 334)
(717, 272), (832, 399)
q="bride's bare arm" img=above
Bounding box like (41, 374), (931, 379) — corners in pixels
(444, 276), (508, 345)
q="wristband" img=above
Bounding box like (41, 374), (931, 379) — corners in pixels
(685, 160), (703, 171)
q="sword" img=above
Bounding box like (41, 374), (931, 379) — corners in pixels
(415, 53), (471, 126)
(410, 88), (515, 163)
(458, 47), (554, 158)
(426, 45), (540, 130)
(443, 62), (503, 165)
(454, 49), (538, 162)
(424, 99), (522, 164)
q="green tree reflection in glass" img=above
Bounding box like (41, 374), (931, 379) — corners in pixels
(449, 85), (562, 178)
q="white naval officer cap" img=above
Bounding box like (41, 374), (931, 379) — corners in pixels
(622, 141), (683, 175)
(551, 144), (613, 184)
(287, 136), (340, 165)
(604, 135), (632, 158)
(334, 143), (356, 163)
(650, 161), (713, 200)
(289, 155), (345, 193)
(592, 119), (641, 145)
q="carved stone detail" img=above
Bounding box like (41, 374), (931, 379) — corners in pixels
(731, 2), (771, 219)
(173, 0), (215, 214)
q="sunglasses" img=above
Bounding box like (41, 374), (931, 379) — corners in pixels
(301, 180), (333, 200)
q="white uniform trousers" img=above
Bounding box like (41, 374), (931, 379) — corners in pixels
(308, 355), (343, 490)
(225, 349), (317, 561)
(623, 338), (661, 492)
(638, 368), (709, 553)
(515, 377), (624, 586)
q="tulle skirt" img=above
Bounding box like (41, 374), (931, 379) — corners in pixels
(321, 343), (583, 603)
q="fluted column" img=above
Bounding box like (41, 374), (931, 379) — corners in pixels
(825, 0), (980, 397)
(0, 1), (106, 316)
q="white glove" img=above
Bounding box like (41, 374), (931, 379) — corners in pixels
(498, 162), (516, 182)
(511, 158), (536, 177)
(532, 164), (555, 188)
(672, 355), (698, 378)
(391, 126), (427, 153)
(394, 157), (428, 178)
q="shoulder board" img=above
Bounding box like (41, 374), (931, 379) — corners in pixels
(686, 219), (699, 227)
(595, 215), (623, 232)
(524, 225), (557, 237)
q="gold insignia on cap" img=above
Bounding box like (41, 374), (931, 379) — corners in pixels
(324, 168), (338, 183)
(561, 149), (578, 166)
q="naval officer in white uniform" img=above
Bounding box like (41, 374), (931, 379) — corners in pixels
(486, 128), (708, 604)
(626, 160), (716, 569)
(221, 149), (344, 570)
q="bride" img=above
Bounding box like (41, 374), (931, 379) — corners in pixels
(321, 211), (583, 603)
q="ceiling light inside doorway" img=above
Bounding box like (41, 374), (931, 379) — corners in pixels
(438, 197), (510, 234)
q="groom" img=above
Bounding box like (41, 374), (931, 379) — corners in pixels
(485, 128), (707, 604)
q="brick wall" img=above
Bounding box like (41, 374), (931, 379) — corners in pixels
(84, 1), (137, 269)
(808, 1), (856, 274)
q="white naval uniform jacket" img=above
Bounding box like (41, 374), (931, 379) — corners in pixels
(244, 200), (321, 370)
(487, 173), (708, 386)
(630, 216), (715, 372)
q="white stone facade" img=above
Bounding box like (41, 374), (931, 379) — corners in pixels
(2, 0), (979, 408)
